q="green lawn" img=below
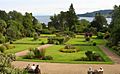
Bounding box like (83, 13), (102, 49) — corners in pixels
(66, 38), (107, 45)
(41, 34), (56, 37)
(4, 35), (112, 64)
(5, 38), (47, 54)
(18, 45), (112, 64)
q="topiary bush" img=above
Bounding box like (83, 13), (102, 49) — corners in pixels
(93, 42), (97, 46)
(60, 45), (80, 53)
(86, 37), (90, 41)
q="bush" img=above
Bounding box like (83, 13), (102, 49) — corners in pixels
(41, 41), (45, 45)
(97, 32), (104, 39)
(42, 56), (53, 60)
(47, 37), (54, 44)
(85, 51), (102, 61)
(60, 49), (79, 53)
(60, 45), (79, 53)
(23, 51), (34, 59)
(75, 57), (89, 61)
(86, 37), (90, 41)
(3, 44), (15, 49)
(0, 45), (6, 53)
(64, 45), (75, 49)
(33, 33), (39, 40)
(93, 42), (97, 46)
(10, 41), (13, 44)
(0, 33), (6, 43)
(32, 48), (45, 59)
(42, 29), (52, 34)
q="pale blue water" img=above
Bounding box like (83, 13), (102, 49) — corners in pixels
(35, 16), (111, 25)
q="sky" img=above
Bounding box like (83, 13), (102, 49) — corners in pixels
(0, 0), (120, 15)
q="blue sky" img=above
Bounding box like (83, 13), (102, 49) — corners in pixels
(0, 0), (119, 15)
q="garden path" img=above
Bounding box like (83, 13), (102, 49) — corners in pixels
(98, 45), (120, 64)
(12, 61), (120, 74)
(15, 44), (53, 57)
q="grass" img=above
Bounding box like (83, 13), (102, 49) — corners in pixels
(41, 34), (56, 37)
(17, 44), (113, 64)
(18, 45), (113, 64)
(5, 38), (47, 54)
(4, 35), (113, 64)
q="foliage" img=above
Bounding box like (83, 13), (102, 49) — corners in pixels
(85, 51), (103, 61)
(48, 37), (64, 44)
(0, 33), (6, 43)
(85, 37), (90, 41)
(76, 19), (90, 33)
(24, 49), (35, 59)
(60, 45), (79, 53)
(93, 42), (97, 46)
(48, 4), (79, 32)
(0, 45), (6, 53)
(0, 10), (42, 42)
(41, 29), (52, 34)
(33, 33), (39, 40)
(104, 31), (110, 39)
(90, 13), (108, 32)
(42, 56), (53, 60)
(97, 32), (104, 39)
(0, 52), (26, 74)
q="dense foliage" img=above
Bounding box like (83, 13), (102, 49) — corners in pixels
(0, 10), (42, 43)
(109, 5), (120, 46)
(48, 4), (79, 32)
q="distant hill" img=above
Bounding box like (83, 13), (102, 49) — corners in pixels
(78, 10), (113, 18)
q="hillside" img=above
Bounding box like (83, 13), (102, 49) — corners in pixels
(78, 10), (113, 18)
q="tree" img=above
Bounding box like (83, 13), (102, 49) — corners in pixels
(76, 19), (90, 33)
(67, 3), (79, 31)
(0, 20), (7, 35)
(48, 4), (79, 32)
(0, 10), (9, 21)
(91, 13), (108, 32)
(109, 5), (120, 45)
(23, 12), (35, 37)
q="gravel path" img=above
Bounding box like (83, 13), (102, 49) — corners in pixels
(98, 45), (120, 64)
(12, 61), (120, 74)
(15, 44), (53, 57)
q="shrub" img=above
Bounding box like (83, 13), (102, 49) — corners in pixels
(93, 42), (97, 46)
(47, 37), (54, 44)
(85, 51), (102, 61)
(97, 32), (104, 39)
(60, 49), (79, 53)
(3, 44), (15, 49)
(0, 45), (6, 53)
(75, 57), (89, 61)
(32, 48), (45, 59)
(10, 41), (13, 44)
(42, 56), (53, 60)
(64, 45), (75, 49)
(41, 29), (52, 34)
(86, 37), (90, 41)
(0, 33), (6, 43)
(33, 33), (39, 40)
(60, 45), (79, 53)
(41, 41), (45, 45)
(23, 51), (34, 59)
